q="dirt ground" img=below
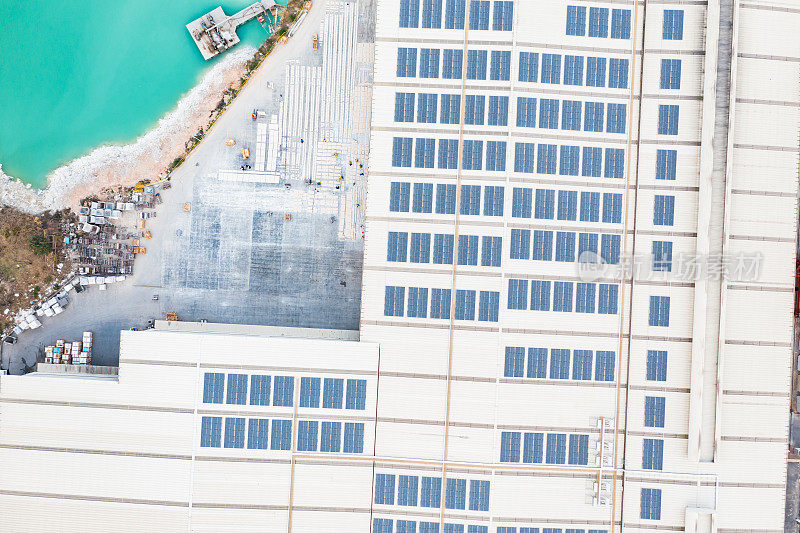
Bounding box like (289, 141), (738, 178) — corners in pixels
(0, 208), (71, 333)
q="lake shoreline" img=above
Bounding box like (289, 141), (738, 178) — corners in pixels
(0, 46), (255, 214)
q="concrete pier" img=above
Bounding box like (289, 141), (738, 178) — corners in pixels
(186, 1), (279, 60)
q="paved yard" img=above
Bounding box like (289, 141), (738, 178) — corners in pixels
(2, 0), (375, 374)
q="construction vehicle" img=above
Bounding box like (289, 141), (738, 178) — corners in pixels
(312, 33), (319, 50)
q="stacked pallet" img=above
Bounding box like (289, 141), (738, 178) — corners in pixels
(43, 332), (93, 365)
(78, 332), (93, 365)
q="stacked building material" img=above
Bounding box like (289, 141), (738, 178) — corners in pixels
(43, 332), (92, 365)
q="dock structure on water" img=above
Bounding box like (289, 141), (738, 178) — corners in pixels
(186, 0), (280, 60)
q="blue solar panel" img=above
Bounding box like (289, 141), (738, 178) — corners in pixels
(480, 236), (502, 267)
(398, 475), (420, 506)
(438, 139), (459, 169)
(492, 1), (513, 30)
(250, 375), (271, 406)
(202, 373), (224, 403)
(416, 93), (438, 123)
(273, 376), (294, 407)
(430, 289), (451, 319)
(586, 56), (606, 87)
(519, 52), (539, 82)
(200, 416), (222, 447)
(485, 142), (506, 171)
(537, 145), (557, 174)
(346, 379), (367, 410)
(510, 229), (530, 260)
(487, 95), (508, 126)
(466, 49), (487, 79)
(445, 478), (467, 509)
(299, 376), (321, 408)
(400, 0), (421, 28)
(478, 290), (499, 321)
(397, 47), (418, 77)
(663, 10), (684, 40)
(608, 58), (629, 88)
(584, 102), (604, 132)
(445, 0), (466, 29)
(407, 287), (429, 318)
(595, 351), (616, 381)
(388, 231), (409, 262)
(610, 9), (631, 39)
(552, 282), (574, 312)
(322, 378), (344, 408)
(563, 55), (583, 85)
(297, 420), (319, 451)
(343, 422), (364, 453)
(226, 374), (248, 405)
(410, 233), (432, 263)
(442, 49), (463, 78)
(421, 0), (443, 28)
(270, 419), (292, 450)
(469, 0), (490, 29)
(454, 289), (476, 320)
(223, 417), (246, 448)
(440, 94), (461, 123)
(247, 418), (269, 449)
(374, 474), (396, 504)
(588, 7), (609, 37)
(490, 50), (511, 81)
(419, 48), (440, 78)
(566, 5), (586, 36)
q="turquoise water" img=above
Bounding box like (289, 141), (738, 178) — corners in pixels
(0, 1), (273, 188)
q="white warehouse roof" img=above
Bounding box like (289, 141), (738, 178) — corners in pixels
(2, 0), (800, 532)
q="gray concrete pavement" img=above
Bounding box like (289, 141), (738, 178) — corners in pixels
(787, 460), (800, 533)
(1, 283), (161, 370)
